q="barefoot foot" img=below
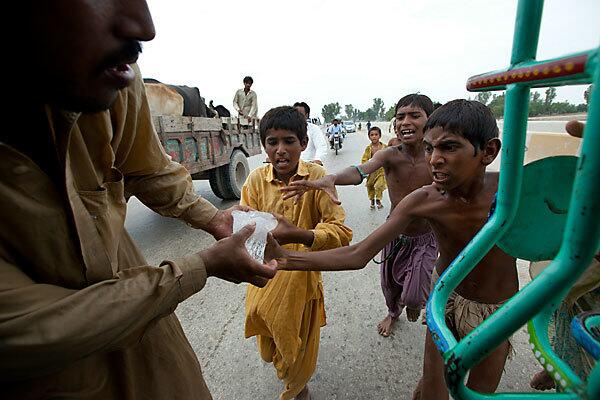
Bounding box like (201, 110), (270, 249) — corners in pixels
(377, 315), (397, 337)
(406, 308), (421, 322)
(295, 386), (311, 400)
(530, 369), (555, 391)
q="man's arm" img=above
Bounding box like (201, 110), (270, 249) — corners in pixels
(248, 91), (258, 118)
(0, 225), (276, 381)
(310, 124), (329, 163)
(232, 89), (242, 115)
(100, 66), (234, 239)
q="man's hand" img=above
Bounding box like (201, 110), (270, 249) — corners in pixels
(201, 223), (277, 287)
(203, 205), (252, 240)
(566, 120), (584, 138)
(280, 174), (340, 205)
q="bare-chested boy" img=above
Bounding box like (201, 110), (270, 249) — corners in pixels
(272, 99), (518, 397)
(282, 94), (437, 337)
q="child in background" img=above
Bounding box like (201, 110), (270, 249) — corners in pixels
(242, 106), (352, 400)
(361, 126), (387, 209)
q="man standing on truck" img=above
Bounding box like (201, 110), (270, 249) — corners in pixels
(1, 2), (276, 399)
(233, 75), (258, 119)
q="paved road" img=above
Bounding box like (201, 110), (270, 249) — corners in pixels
(125, 123), (546, 399)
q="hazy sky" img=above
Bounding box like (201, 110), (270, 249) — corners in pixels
(139, 0), (599, 119)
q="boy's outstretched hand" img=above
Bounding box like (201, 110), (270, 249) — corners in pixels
(201, 223), (277, 287)
(270, 213), (315, 247)
(280, 174), (340, 205)
(264, 232), (287, 269)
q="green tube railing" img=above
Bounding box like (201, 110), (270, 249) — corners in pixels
(425, 0), (599, 398)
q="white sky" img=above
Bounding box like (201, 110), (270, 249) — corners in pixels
(139, 0), (599, 119)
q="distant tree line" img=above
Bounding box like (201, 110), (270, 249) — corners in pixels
(322, 85), (591, 122)
(475, 84), (591, 119)
(321, 98), (387, 123)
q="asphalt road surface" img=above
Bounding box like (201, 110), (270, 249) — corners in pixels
(125, 120), (573, 399)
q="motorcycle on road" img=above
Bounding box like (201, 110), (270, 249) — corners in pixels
(332, 132), (341, 155)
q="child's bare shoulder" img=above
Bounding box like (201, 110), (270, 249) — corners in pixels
(376, 145), (402, 162)
(402, 184), (445, 210)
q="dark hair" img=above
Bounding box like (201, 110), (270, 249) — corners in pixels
(293, 101), (310, 117)
(368, 126), (381, 136)
(395, 94), (435, 116)
(243, 76), (253, 84)
(424, 99), (499, 153)
(259, 106), (307, 145)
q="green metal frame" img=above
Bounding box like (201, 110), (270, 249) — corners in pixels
(425, 0), (599, 398)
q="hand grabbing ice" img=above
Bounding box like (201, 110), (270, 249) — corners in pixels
(232, 211), (278, 262)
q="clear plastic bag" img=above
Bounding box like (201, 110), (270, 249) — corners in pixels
(232, 210), (278, 262)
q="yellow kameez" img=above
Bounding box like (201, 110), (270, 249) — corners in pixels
(241, 160), (352, 400)
(361, 143), (388, 201)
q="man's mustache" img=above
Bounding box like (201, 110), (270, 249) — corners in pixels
(99, 41), (143, 71)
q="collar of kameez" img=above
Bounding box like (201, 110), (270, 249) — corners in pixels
(265, 159), (310, 182)
(43, 106), (81, 164)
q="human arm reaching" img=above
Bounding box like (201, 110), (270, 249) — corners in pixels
(272, 188), (430, 271)
(0, 223), (276, 381)
(281, 148), (389, 204)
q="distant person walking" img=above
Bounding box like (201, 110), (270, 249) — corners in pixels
(361, 126), (387, 209)
(366, 120), (372, 131)
(233, 76), (258, 119)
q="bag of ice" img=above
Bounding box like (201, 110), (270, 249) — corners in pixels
(232, 210), (278, 262)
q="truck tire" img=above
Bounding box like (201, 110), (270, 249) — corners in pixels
(209, 149), (249, 200)
(208, 168), (228, 199)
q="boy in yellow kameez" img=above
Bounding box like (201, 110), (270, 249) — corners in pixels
(242, 106), (352, 400)
(361, 126), (388, 209)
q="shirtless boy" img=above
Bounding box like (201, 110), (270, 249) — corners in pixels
(283, 94), (437, 336)
(273, 99), (518, 397)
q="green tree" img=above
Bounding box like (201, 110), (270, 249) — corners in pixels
(344, 104), (355, 120)
(384, 105), (395, 121)
(475, 92), (491, 105)
(529, 91), (543, 116)
(371, 98), (385, 120)
(487, 92), (506, 118)
(322, 102), (341, 122)
(543, 87), (557, 113)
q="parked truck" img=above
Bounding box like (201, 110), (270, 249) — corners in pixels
(152, 115), (262, 200)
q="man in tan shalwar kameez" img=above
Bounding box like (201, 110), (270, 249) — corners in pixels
(0, 2), (276, 399)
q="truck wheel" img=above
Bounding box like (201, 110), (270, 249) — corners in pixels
(209, 149), (249, 200)
(209, 168), (228, 199)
